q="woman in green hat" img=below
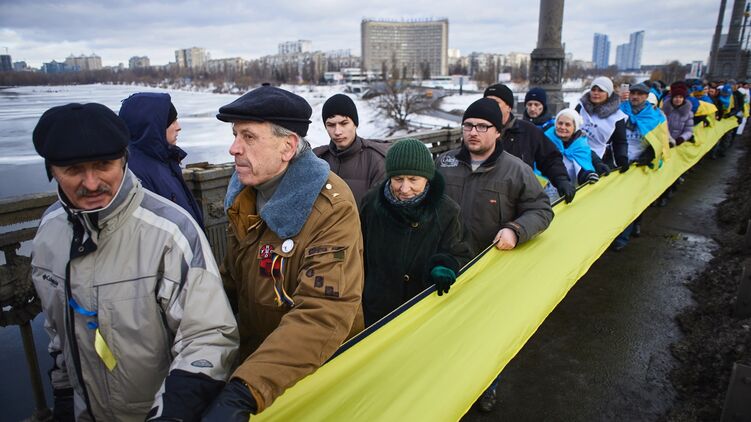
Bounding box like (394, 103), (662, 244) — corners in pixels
(359, 138), (472, 326)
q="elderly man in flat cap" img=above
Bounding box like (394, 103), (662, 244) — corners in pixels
(203, 86), (365, 420)
(30, 103), (238, 421)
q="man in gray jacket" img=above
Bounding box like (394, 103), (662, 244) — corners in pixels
(436, 98), (553, 412)
(313, 93), (389, 205)
(436, 97), (553, 256)
(30, 103), (238, 421)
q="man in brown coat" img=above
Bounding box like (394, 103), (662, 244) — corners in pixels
(204, 86), (365, 421)
(314, 93), (389, 205)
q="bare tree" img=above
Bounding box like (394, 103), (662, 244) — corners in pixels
(377, 77), (427, 131)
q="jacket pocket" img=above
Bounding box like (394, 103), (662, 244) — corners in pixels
(296, 245), (347, 300)
(98, 280), (170, 409)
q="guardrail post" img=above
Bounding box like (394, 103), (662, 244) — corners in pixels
(721, 363), (751, 422)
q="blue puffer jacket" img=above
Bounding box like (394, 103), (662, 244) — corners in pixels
(119, 92), (204, 229)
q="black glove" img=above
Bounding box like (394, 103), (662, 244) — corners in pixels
(619, 163), (631, 173)
(687, 136), (696, 144)
(53, 388), (75, 422)
(430, 265), (456, 296)
(202, 379), (257, 422)
(737, 115), (743, 124)
(593, 161), (611, 177)
(578, 171), (599, 185)
(675, 137), (684, 146)
(556, 179), (575, 203)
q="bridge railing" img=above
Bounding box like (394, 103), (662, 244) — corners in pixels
(0, 127), (462, 264)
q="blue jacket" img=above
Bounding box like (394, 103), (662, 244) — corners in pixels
(119, 92), (204, 229)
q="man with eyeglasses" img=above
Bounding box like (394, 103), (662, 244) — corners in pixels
(436, 97), (553, 412)
(436, 97), (553, 256)
(484, 84), (574, 203)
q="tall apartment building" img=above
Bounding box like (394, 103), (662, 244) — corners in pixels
(592, 33), (610, 69)
(0, 55), (12, 72)
(175, 47), (208, 69)
(128, 56), (150, 69)
(361, 18), (448, 78)
(615, 31), (645, 71)
(279, 40), (312, 55)
(64, 54), (102, 71)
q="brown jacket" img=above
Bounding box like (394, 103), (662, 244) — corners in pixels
(221, 151), (364, 413)
(313, 136), (389, 205)
(436, 141), (554, 255)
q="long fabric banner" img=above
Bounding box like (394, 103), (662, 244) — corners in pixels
(254, 117), (738, 422)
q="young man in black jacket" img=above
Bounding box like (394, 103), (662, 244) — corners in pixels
(484, 84), (575, 203)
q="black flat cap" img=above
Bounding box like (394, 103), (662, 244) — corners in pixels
(33, 103), (129, 167)
(216, 86), (312, 137)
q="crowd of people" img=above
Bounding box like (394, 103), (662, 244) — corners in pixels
(27, 75), (745, 421)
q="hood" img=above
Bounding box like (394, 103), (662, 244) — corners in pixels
(119, 92), (174, 163)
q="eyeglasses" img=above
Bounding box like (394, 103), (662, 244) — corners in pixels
(462, 123), (493, 133)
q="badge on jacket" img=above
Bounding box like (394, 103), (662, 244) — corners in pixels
(259, 244), (274, 259)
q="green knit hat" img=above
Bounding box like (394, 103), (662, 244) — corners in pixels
(385, 138), (435, 180)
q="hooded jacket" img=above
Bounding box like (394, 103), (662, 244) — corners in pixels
(313, 136), (389, 206)
(31, 169), (238, 422)
(435, 140), (553, 255)
(359, 172), (473, 325)
(221, 149), (364, 413)
(500, 114), (569, 189)
(119, 93), (204, 229)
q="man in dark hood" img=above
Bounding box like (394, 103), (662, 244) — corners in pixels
(119, 92), (204, 228)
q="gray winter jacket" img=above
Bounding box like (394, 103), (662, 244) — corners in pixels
(436, 141), (554, 255)
(661, 97), (694, 142)
(31, 169), (238, 422)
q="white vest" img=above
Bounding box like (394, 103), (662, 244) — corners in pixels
(578, 101), (627, 158)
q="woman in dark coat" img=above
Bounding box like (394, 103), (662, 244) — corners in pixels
(360, 138), (473, 326)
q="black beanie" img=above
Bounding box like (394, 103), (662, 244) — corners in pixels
(484, 83), (515, 108)
(167, 102), (178, 126)
(524, 87), (547, 107)
(385, 138), (435, 180)
(463, 98), (504, 133)
(33, 103), (129, 178)
(322, 94), (359, 126)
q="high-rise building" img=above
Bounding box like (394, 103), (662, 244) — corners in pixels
(615, 31), (645, 70)
(279, 40), (312, 55)
(129, 56), (150, 69)
(592, 33), (610, 69)
(361, 18), (449, 78)
(629, 31), (644, 69)
(0, 55), (12, 72)
(64, 54), (102, 71)
(175, 47), (208, 69)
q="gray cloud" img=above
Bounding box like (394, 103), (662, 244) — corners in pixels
(0, 0), (727, 67)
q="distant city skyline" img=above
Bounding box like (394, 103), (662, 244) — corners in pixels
(0, 1), (733, 69)
(592, 33), (610, 69)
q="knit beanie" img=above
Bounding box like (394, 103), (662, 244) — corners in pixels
(525, 87), (548, 107)
(463, 98), (504, 133)
(669, 82), (688, 98)
(322, 94), (359, 126)
(555, 108), (583, 132)
(484, 83), (515, 108)
(167, 102), (178, 126)
(590, 76), (614, 96)
(385, 138), (435, 180)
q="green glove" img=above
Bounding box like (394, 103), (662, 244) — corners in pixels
(430, 265), (456, 296)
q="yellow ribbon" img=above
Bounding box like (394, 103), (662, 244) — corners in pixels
(95, 328), (117, 371)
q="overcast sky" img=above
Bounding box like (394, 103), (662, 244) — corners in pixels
(0, 0), (736, 68)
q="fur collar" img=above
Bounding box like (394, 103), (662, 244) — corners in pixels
(580, 92), (622, 118)
(224, 148), (330, 239)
